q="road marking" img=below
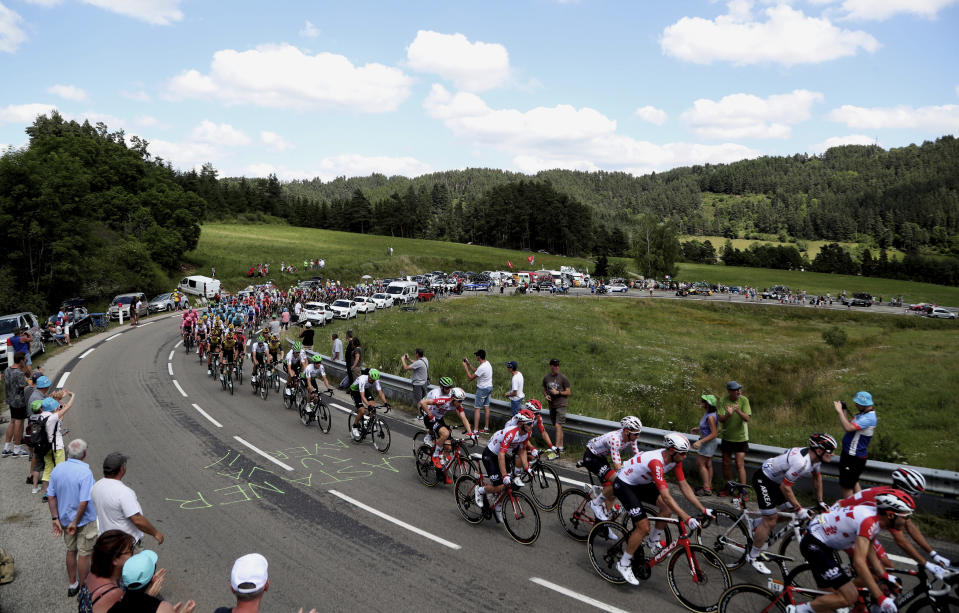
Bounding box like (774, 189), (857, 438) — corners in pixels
(56, 372), (70, 388)
(559, 475), (589, 488)
(105, 333), (122, 341)
(192, 403), (223, 428)
(889, 553), (916, 566)
(167, 363), (174, 376)
(246, 339), (251, 346)
(79, 348), (96, 359)
(174, 340), (182, 348)
(172, 380), (188, 397)
(168, 350), (175, 361)
(234, 436), (293, 471)
(529, 577), (630, 613)
(328, 490), (461, 550)
(139, 321), (153, 327)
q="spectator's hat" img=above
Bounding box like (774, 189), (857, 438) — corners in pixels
(305, 321), (312, 328)
(474, 349), (486, 359)
(35, 375), (52, 389)
(701, 394), (717, 407)
(853, 391), (873, 407)
(122, 550), (158, 590)
(549, 358), (561, 366)
(231, 553), (269, 594)
(41, 397), (59, 412)
(505, 360), (518, 370)
(103, 452), (128, 474)
(726, 381), (742, 390)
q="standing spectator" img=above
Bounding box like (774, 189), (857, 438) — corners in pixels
(214, 553), (270, 613)
(131, 298), (142, 326)
(77, 530), (136, 613)
(834, 391), (877, 497)
(331, 333), (342, 362)
(319, 258), (325, 270)
(211, 266), (216, 278)
(111, 550), (195, 612)
(90, 452), (165, 545)
(41, 393), (74, 496)
(280, 308), (290, 330)
(504, 360), (525, 416)
(47, 438), (99, 596)
(6, 326), (34, 374)
(542, 358), (571, 452)
(401, 349), (429, 405)
(690, 394), (719, 496)
(59, 307), (72, 346)
(293, 300), (303, 323)
(350, 337), (363, 382)
(2, 351), (30, 457)
(717, 381), (751, 497)
(345, 330), (356, 385)
(269, 314), (281, 337)
(463, 349), (493, 433)
(298, 322), (314, 350)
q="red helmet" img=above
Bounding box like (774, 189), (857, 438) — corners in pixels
(524, 399), (542, 412)
(516, 409), (536, 424)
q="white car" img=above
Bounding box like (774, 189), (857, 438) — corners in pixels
(927, 306), (957, 319)
(302, 302), (333, 326)
(370, 293), (394, 309)
(609, 283), (629, 293)
(353, 296), (375, 314)
(330, 299), (358, 319)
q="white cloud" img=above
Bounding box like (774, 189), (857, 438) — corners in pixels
(682, 89), (824, 139)
(661, 1), (879, 66)
(190, 120), (250, 146)
(810, 133), (875, 152)
(148, 139), (218, 168)
(0, 3), (27, 52)
(47, 84), (88, 101)
(260, 131), (294, 152)
(120, 89), (151, 102)
(635, 105), (668, 126)
(828, 104), (959, 131)
(82, 0), (182, 25)
(424, 84), (759, 174)
(166, 43), (411, 113)
(406, 30), (510, 92)
(22, 0), (62, 6)
(300, 20), (319, 38)
(0, 103), (58, 124)
(840, 0), (959, 20)
(244, 155), (433, 181)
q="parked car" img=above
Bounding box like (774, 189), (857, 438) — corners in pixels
(149, 292), (184, 313)
(761, 285), (790, 300)
(0, 311), (45, 369)
(842, 292), (872, 307)
(330, 299), (358, 319)
(301, 302), (333, 326)
(608, 283), (629, 293)
(370, 293), (394, 309)
(417, 288), (435, 301)
(925, 306), (956, 319)
(108, 292), (148, 320)
(44, 307), (93, 340)
(353, 296), (375, 314)
(464, 281), (492, 291)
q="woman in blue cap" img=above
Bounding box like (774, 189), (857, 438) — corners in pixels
(834, 390), (877, 497)
(39, 392), (75, 499)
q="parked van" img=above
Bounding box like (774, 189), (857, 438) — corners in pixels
(386, 280), (418, 304)
(513, 271), (532, 286)
(178, 275), (221, 298)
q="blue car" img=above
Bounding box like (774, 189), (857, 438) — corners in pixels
(464, 282), (491, 291)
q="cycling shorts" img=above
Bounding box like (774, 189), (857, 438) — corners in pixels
(612, 479), (660, 520)
(800, 533), (850, 590)
(481, 448), (504, 486)
(350, 387), (374, 408)
(753, 470), (789, 515)
(581, 449), (614, 483)
(423, 414), (450, 437)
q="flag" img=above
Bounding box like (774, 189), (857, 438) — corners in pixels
(507, 260), (513, 269)
(527, 255), (535, 265)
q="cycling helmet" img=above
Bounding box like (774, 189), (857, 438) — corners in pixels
(35, 375), (52, 389)
(311, 354), (322, 363)
(524, 399), (542, 412)
(620, 415), (643, 433)
(663, 432), (691, 453)
(451, 387), (466, 401)
(808, 433), (837, 453)
(368, 369), (380, 380)
(438, 376), (453, 388)
(876, 491), (916, 516)
(292, 341), (302, 351)
(515, 410), (536, 424)
(891, 467), (926, 496)
(256, 335), (264, 342)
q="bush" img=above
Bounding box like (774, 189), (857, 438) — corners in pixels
(822, 326), (848, 354)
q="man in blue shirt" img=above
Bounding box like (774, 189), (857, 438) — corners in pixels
(46, 438), (99, 597)
(834, 390), (877, 497)
(6, 327), (33, 374)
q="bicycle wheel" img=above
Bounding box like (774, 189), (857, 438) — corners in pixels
(298, 397), (312, 426)
(696, 508), (750, 570)
(316, 401), (331, 433)
(220, 371), (227, 390)
(415, 445), (440, 487)
(228, 372), (234, 395)
(347, 410), (363, 442)
(283, 387), (296, 410)
(449, 455), (478, 481)
(783, 563), (821, 607)
(273, 371), (281, 392)
(717, 584), (785, 613)
(557, 489), (596, 541)
(411, 429), (428, 455)
(502, 490), (541, 545)
(260, 376), (269, 401)
(906, 595), (959, 613)
(372, 418), (391, 452)
(666, 543), (731, 613)
(527, 463), (561, 511)
(453, 475), (484, 524)
(586, 520), (630, 584)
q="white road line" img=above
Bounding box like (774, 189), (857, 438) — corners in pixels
(168, 350), (175, 361)
(79, 348), (96, 359)
(234, 436), (294, 472)
(328, 490), (461, 550)
(172, 380), (188, 397)
(167, 363), (174, 376)
(174, 340), (182, 348)
(105, 333), (122, 341)
(139, 321), (153, 327)
(559, 475), (589, 488)
(246, 339), (251, 346)
(529, 577), (630, 613)
(56, 372), (70, 388)
(889, 554), (916, 566)
(192, 403), (223, 428)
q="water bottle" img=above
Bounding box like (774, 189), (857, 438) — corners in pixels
(732, 497), (741, 510)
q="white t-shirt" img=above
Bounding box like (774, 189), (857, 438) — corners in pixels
(474, 361), (493, 388)
(510, 371), (525, 400)
(90, 478), (144, 541)
(332, 338), (343, 360)
(44, 412), (64, 450)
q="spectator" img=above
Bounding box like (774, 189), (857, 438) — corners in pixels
(280, 308), (290, 330)
(61, 309), (72, 346)
(131, 298), (142, 326)
(111, 550), (195, 612)
(717, 381), (751, 497)
(40, 393), (74, 498)
(6, 326), (34, 374)
(77, 530), (136, 613)
(47, 438), (99, 596)
(90, 452), (165, 545)
(269, 314), (281, 337)
(401, 348), (429, 405)
(690, 394), (719, 496)
(2, 351), (30, 458)
(504, 360), (525, 416)
(331, 333), (342, 362)
(299, 321), (314, 350)
(350, 337), (363, 382)
(834, 391), (877, 497)
(214, 553), (270, 613)
(462, 349), (493, 433)
(542, 358), (571, 452)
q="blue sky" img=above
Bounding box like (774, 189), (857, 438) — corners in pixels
(1, 0), (957, 180)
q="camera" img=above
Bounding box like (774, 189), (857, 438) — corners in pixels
(840, 401), (848, 411)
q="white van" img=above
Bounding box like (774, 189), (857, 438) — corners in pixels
(386, 280), (418, 304)
(178, 275), (221, 298)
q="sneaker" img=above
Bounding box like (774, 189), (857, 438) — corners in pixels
(1, 449), (12, 458)
(432, 456), (443, 470)
(481, 427), (489, 434)
(351, 427), (361, 438)
(590, 497), (610, 521)
(68, 584), (80, 597)
(644, 536), (663, 555)
(493, 504), (503, 523)
(13, 449), (29, 457)
(616, 560), (640, 585)
(556, 446), (564, 454)
(32, 486), (41, 494)
(747, 555), (772, 575)
(474, 486), (485, 507)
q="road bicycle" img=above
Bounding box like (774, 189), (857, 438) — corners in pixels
(250, 360), (270, 400)
(196, 337), (207, 362)
(183, 329), (194, 353)
(283, 374), (305, 410)
(453, 459), (541, 545)
(220, 360), (235, 395)
(587, 514), (730, 613)
(519, 451), (562, 511)
(298, 386), (333, 433)
(415, 435), (477, 486)
(347, 404), (391, 452)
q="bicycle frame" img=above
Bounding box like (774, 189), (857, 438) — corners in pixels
(642, 517), (699, 573)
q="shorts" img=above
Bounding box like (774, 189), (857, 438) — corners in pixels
(9, 404), (27, 420)
(752, 470), (788, 515)
(423, 414), (450, 437)
(800, 533), (850, 590)
(839, 453), (867, 489)
(474, 386), (492, 409)
(412, 384), (428, 405)
(549, 404), (567, 426)
(697, 437), (719, 458)
(482, 448), (503, 486)
(509, 397), (524, 416)
(41, 449), (66, 482)
(581, 449), (613, 483)
(63, 521), (98, 555)
(612, 479), (661, 520)
(350, 388), (373, 408)
(720, 439), (749, 455)
(32, 447), (45, 472)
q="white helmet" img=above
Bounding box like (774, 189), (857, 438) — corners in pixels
(620, 416), (643, 433)
(663, 432), (690, 453)
(451, 387), (466, 401)
(876, 491), (915, 516)
(891, 467), (925, 496)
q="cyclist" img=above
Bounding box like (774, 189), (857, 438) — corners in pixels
(267, 332), (282, 365)
(250, 335), (272, 386)
(180, 308), (196, 345)
(788, 491), (916, 613)
(474, 410), (535, 523)
(421, 376), (455, 417)
(207, 323), (221, 375)
(748, 433), (836, 574)
(610, 432), (712, 586)
(194, 316), (209, 357)
(234, 326), (247, 372)
(504, 399), (559, 455)
(418, 386), (476, 472)
(284, 342), (307, 398)
(302, 354), (332, 396)
(349, 369), (389, 438)
(220, 326), (239, 381)
(583, 415), (643, 521)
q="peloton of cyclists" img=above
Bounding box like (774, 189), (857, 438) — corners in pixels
(583, 415), (643, 521)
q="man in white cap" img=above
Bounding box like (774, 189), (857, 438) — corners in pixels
(214, 553), (270, 613)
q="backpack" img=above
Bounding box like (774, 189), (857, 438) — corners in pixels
(29, 415), (56, 457)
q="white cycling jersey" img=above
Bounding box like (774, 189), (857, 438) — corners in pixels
(617, 448), (685, 488)
(486, 426), (530, 455)
(808, 504), (880, 551)
(587, 429), (639, 466)
(761, 447), (821, 486)
(251, 341), (269, 355)
(303, 363), (325, 379)
(284, 350), (306, 366)
(350, 374), (381, 393)
(423, 393), (459, 420)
